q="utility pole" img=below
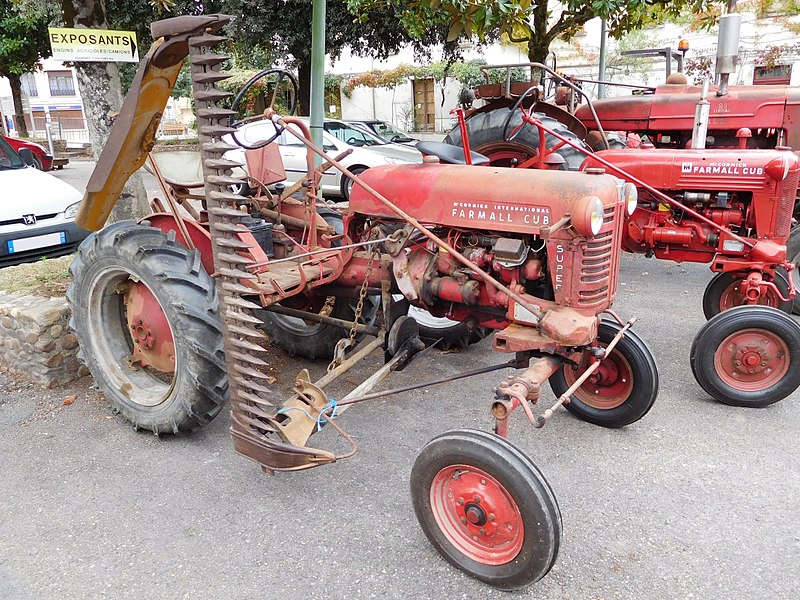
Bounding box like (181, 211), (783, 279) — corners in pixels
(598, 19), (607, 99)
(310, 0), (326, 169)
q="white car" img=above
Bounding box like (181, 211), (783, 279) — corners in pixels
(224, 117), (422, 199)
(0, 136), (87, 267)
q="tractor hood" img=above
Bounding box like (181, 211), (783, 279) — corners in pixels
(348, 163), (620, 236)
(575, 84), (800, 147)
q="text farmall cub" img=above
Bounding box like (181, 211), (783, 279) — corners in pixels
(68, 15), (658, 590)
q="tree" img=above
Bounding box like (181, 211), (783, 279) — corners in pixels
(61, 0), (148, 222)
(223, 0), (446, 115)
(349, 0), (712, 64)
(0, 0), (56, 137)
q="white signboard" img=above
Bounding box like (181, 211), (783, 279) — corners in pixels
(48, 27), (139, 63)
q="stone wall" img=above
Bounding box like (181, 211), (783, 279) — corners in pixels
(0, 292), (87, 388)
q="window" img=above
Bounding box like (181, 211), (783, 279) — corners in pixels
(48, 71), (76, 96)
(21, 73), (38, 97)
(323, 122), (382, 147)
(753, 64), (792, 86)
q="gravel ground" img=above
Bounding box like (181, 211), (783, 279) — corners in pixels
(0, 161), (797, 599)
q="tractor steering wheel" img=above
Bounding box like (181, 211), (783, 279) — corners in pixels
(502, 84), (540, 143)
(228, 68), (299, 150)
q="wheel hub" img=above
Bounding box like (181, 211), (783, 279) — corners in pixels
(565, 348), (632, 410)
(124, 281), (176, 372)
(715, 328), (789, 390)
(430, 465), (523, 565)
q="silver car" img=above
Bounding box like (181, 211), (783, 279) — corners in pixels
(225, 117), (421, 200)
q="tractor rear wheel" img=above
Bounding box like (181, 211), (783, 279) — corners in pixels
(407, 306), (489, 350)
(548, 320), (659, 428)
(443, 107), (590, 170)
(67, 221), (228, 433)
(411, 429), (561, 590)
(786, 227), (800, 315)
(690, 305), (800, 407)
(702, 271), (792, 319)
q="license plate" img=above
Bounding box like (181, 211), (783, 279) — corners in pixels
(7, 231), (67, 254)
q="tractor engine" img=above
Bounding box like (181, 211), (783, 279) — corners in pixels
(347, 162), (630, 352)
(581, 147), (800, 270)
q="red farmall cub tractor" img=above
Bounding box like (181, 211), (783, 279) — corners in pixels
(68, 15), (661, 590)
(445, 61), (800, 409)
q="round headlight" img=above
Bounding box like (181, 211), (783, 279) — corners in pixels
(623, 182), (638, 215)
(572, 196), (605, 237)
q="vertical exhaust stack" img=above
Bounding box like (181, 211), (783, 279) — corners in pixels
(716, 12), (742, 97)
(692, 79), (711, 148)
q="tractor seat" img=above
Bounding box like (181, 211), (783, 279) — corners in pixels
(416, 141), (490, 166)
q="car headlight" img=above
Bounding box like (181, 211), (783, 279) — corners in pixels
(572, 196), (605, 237)
(64, 201), (81, 219)
(383, 156), (407, 165)
(622, 182), (638, 215)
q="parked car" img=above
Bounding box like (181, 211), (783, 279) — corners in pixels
(347, 120), (417, 146)
(0, 136), (88, 267)
(224, 117), (421, 200)
(1, 135), (53, 171)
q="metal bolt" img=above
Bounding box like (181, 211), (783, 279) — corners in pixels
(507, 524), (513, 530)
(473, 535), (478, 541)
(734, 361), (741, 366)
(728, 343), (736, 350)
(479, 528), (487, 535)
(488, 514), (495, 522)
(480, 479), (486, 486)
(732, 372), (739, 378)
(447, 492), (453, 498)
(474, 495), (481, 503)
(457, 498), (464, 506)
(461, 518), (467, 525)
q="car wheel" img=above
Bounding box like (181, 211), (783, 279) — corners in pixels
(341, 166), (367, 200)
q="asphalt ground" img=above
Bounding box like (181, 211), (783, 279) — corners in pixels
(0, 161), (798, 599)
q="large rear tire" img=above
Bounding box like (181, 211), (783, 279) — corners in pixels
(785, 227), (800, 315)
(702, 271), (792, 320)
(411, 429), (561, 590)
(443, 107), (590, 170)
(690, 305), (800, 407)
(67, 221), (228, 433)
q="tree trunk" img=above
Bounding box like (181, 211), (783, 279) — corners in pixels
(297, 55), (312, 117)
(9, 76), (29, 138)
(61, 0), (148, 223)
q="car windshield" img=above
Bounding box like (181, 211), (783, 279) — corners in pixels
(0, 137), (25, 170)
(324, 121), (384, 147)
(371, 121), (413, 142)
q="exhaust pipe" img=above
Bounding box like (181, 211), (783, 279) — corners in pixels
(715, 12), (742, 97)
(691, 78), (711, 149)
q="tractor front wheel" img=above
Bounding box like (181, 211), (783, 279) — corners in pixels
(690, 305), (800, 407)
(548, 320), (659, 428)
(67, 221), (228, 433)
(411, 429), (561, 590)
(702, 271), (792, 319)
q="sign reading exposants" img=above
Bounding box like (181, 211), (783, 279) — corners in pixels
(48, 27), (139, 62)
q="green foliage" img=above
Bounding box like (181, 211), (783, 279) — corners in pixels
(0, 0), (56, 78)
(350, 0), (714, 62)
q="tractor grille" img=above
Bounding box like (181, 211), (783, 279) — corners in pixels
(775, 169), (799, 238)
(576, 204), (622, 310)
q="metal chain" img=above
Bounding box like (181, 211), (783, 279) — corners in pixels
(327, 241), (378, 372)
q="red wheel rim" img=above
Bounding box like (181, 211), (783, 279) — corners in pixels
(713, 328), (790, 391)
(477, 142), (537, 168)
(564, 345), (633, 410)
(430, 464), (523, 565)
(125, 282), (176, 372)
(718, 278), (780, 311)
